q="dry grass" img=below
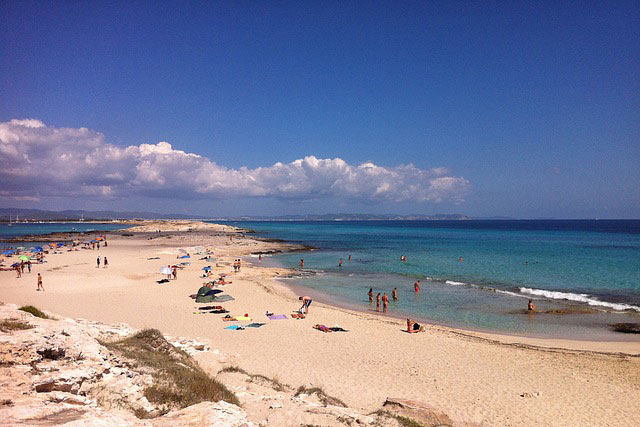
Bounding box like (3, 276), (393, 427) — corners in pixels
(103, 329), (238, 416)
(0, 319), (33, 332)
(371, 410), (426, 427)
(295, 385), (346, 407)
(220, 366), (288, 392)
(18, 305), (51, 319)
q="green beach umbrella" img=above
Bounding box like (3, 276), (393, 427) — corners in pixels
(18, 255), (30, 261)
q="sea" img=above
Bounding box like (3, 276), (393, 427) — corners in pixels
(0, 222), (131, 249)
(219, 220), (640, 341)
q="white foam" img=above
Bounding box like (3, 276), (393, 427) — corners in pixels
(495, 289), (529, 299)
(445, 280), (467, 286)
(520, 287), (640, 312)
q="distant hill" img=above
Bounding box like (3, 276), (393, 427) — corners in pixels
(0, 208), (204, 221)
(212, 213), (472, 221)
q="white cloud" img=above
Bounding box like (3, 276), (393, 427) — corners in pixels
(0, 119), (470, 203)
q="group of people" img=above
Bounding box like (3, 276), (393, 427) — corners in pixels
(367, 287), (399, 312)
(233, 259), (242, 272)
(96, 256), (109, 268)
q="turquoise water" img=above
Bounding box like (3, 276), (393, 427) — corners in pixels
(0, 223), (130, 250)
(221, 220), (640, 339)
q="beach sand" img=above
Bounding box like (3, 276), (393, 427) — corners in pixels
(1, 221), (639, 426)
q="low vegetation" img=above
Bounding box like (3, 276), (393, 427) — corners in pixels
(0, 319), (33, 332)
(103, 329), (238, 417)
(18, 306), (50, 319)
(220, 365), (287, 392)
(371, 410), (428, 427)
(295, 385), (347, 407)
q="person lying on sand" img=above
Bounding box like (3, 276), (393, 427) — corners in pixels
(407, 318), (425, 333)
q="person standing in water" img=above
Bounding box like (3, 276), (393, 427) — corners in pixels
(392, 287), (398, 301)
(382, 292), (389, 312)
(338, 258), (343, 267)
(300, 259), (304, 268)
(414, 280), (420, 293)
(376, 293), (381, 311)
(368, 288), (374, 304)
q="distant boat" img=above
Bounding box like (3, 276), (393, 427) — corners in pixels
(7, 214), (12, 227)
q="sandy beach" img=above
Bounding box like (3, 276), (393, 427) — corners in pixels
(1, 220), (639, 427)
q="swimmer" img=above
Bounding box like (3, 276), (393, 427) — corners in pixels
(392, 287), (398, 301)
(382, 292), (389, 312)
(368, 288), (374, 304)
(414, 280), (420, 293)
(376, 293), (381, 311)
(528, 300), (536, 312)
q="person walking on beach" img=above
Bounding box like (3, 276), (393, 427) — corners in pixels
(27, 260), (31, 273)
(376, 293), (381, 311)
(96, 256), (100, 268)
(37, 273), (44, 291)
(172, 266), (177, 280)
(15, 264), (21, 278)
(382, 292), (389, 312)
(392, 287), (398, 301)
(20, 261), (25, 273)
(368, 288), (374, 304)
(103, 257), (108, 268)
(414, 280), (420, 293)
(299, 295), (312, 314)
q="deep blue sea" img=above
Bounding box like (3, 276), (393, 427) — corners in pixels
(219, 220), (640, 340)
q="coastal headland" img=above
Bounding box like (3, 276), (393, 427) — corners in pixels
(1, 220), (639, 426)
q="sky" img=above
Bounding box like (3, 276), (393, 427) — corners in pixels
(1, 1), (639, 218)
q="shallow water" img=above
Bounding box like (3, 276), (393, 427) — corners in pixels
(225, 220), (640, 340)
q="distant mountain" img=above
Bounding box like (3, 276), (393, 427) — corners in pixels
(0, 208), (204, 221)
(212, 213), (472, 221)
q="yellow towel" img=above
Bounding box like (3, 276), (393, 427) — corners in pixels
(234, 316), (252, 322)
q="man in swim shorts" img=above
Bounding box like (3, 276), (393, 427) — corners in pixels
(299, 295), (312, 314)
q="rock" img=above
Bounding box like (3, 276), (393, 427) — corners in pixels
(152, 401), (254, 427)
(383, 397), (454, 427)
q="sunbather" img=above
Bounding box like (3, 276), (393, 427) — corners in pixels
(407, 318), (425, 333)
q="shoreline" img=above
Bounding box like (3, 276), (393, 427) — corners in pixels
(3, 219), (639, 351)
(1, 220), (639, 426)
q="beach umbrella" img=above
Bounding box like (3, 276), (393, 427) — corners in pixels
(2, 250), (14, 255)
(34, 246), (43, 252)
(202, 266), (211, 271)
(18, 255), (30, 261)
(160, 267), (172, 275)
(11, 262), (19, 267)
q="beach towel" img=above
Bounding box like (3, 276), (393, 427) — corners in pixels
(179, 255), (190, 259)
(198, 305), (224, 311)
(267, 314), (288, 320)
(234, 316), (252, 322)
(210, 309), (229, 314)
(213, 295), (235, 302)
(222, 316), (237, 322)
(225, 325), (244, 330)
(246, 323), (265, 328)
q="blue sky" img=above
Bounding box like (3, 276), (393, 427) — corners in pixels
(1, 1), (639, 218)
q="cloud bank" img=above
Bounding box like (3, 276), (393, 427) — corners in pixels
(0, 119), (469, 204)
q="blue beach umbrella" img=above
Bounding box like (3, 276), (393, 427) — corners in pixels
(3, 250), (15, 255)
(34, 246), (43, 252)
